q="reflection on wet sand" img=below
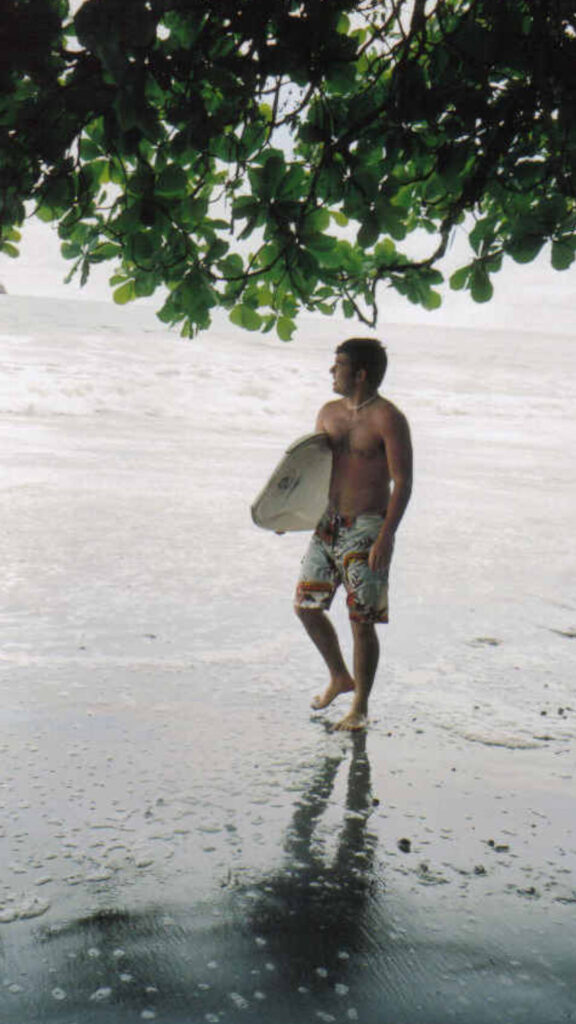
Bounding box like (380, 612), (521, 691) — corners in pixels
(3, 734), (571, 1023)
(2, 737), (380, 1023)
(243, 733), (380, 987)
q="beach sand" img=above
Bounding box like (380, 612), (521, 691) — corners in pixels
(0, 296), (575, 1022)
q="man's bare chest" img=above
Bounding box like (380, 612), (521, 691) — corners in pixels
(330, 424), (385, 462)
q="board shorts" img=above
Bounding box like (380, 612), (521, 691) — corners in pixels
(294, 511), (390, 624)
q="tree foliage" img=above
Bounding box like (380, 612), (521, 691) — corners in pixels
(2, 0), (576, 337)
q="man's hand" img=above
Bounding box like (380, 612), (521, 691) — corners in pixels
(368, 531), (394, 572)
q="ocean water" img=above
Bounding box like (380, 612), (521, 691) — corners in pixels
(1, 295), (574, 741)
(1, 294), (575, 1023)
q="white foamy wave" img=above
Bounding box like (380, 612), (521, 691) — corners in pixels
(447, 729), (544, 750)
(0, 296), (324, 431)
(0, 892), (51, 923)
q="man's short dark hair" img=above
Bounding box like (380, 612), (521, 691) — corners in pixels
(337, 338), (388, 389)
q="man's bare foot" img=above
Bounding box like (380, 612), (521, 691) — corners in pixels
(311, 675), (355, 711)
(333, 710), (368, 732)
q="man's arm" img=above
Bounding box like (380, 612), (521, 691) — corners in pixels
(315, 405), (329, 433)
(368, 407), (413, 572)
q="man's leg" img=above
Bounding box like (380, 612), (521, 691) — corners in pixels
(333, 620), (379, 731)
(295, 606), (355, 709)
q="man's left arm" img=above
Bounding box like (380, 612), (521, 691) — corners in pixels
(368, 408), (413, 572)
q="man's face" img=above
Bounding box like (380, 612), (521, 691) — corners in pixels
(330, 351), (356, 396)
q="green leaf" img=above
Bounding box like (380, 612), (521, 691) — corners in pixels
(470, 265), (493, 303)
(375, 198), (406, 241)
(256, 284), (273, 306)
(239, 122), (267, 158)
(449, 265), (471, 291)
(551, 240), (575, 271)
(484, 253), (503, 274)
(249, 152), (287, 199)
(305, 207), (330, 233)
(276, 165), (307, 199)
(130, 232), (156, 263)
(423, 289), (442, 310)
(79, 138), (102, 160)
(326, 63), (358, 95)
(85, 159), (110, 186)
(331, 210), (348, 227)
(276, 316), (296, 341)
(469, 219), (495, 256)
(64, 260), (81, 284)
(238, 214), (260, 240)
(261, 315), (276, 334)
(309, 239), (342, 269)
(36, 206), (58, 223)
(258, 103), (273, 123)
(280, 294), (298, 317)
(261, 153), (287, 194)
(220, 253), (244, 277)
(229, 304), (263, 331)
(61, 241), (82, 259)
(317, 165), (344, 202)
(113, 281), (136, 304)
(206, 237), (229, 261)
(156, 166), (188, 197)
(1, 242), (19, 258)
(373, 237), (399, 264)
(179, 272), (218, 319)
(351, 169), (379, 203)
(507, 237), (543, 264)
(156, 296), (177, 324)
(91, 241), (122, 261)
(134, 273), (157, 297)
(306, 233), (337, 254)
(357, 215), (379, 249)
(233, 195), (259, 219)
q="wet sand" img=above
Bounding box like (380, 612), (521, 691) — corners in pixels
(1, 665), (575, 1023)
(0, 297), (575, 1021)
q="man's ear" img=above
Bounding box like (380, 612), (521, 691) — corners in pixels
(355, 367), (368, 383)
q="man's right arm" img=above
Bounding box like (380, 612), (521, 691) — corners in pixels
(315, 402), (334, 435)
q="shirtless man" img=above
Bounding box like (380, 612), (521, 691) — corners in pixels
(294, 338), (413, 731)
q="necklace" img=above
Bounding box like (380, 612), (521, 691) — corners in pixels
(348, 394), (377, 413)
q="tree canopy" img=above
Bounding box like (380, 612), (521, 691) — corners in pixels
(2, 0), (576, 338)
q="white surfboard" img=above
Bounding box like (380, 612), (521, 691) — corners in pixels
(251, 432), (332, 532)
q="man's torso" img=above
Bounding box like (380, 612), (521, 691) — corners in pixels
(321, 397), (394, 518)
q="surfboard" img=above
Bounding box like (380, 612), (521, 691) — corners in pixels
(251, 432), (332, 532)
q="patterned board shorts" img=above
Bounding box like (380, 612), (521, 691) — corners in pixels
(294, 511), (390, 624)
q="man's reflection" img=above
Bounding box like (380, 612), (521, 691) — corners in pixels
(21, 736), (380, 1023)
(243, 733), (380, 996)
